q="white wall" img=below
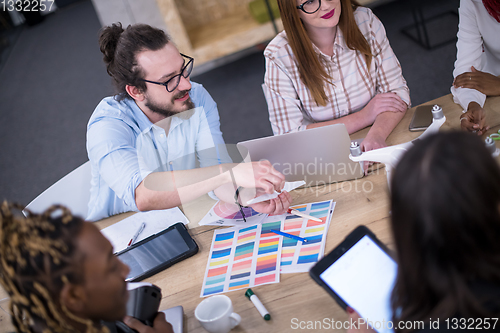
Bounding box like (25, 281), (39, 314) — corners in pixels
(90, 0), (167, 30)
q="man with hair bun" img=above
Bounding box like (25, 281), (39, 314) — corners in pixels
(87, 23), (291, 221)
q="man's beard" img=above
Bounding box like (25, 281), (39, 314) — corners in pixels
(145, 89), (196, 119)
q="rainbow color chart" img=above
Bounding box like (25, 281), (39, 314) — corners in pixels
(200, 220), (283, 297)
(280, 200), (335, 273)
(198, 201), (267, 226)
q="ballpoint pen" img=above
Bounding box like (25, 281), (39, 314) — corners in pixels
(235, 187), (247, 222)
(128, 222), (146, 246)
(229, 169), (247, 222)
(270, 229), (308, 243)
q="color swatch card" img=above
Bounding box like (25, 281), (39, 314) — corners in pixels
(279, 200), (335, 274)
(200, 218), (283, 297)
(198, 200), (267, 226)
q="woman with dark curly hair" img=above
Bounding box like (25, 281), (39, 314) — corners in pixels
(0, 203), (172, 333)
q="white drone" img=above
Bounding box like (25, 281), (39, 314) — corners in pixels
(349, 105), (445, 188)
(349, 105), (500, 188)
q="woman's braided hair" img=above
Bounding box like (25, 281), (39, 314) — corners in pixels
(0, 202), (108, 333)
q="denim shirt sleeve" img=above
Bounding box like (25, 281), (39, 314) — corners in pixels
(87, 117), (142, 210)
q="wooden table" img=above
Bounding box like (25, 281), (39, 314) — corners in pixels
(1, 94), (499, 332)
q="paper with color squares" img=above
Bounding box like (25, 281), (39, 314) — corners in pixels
(279, 200), (335, 273)
(200, 219), (283, 297)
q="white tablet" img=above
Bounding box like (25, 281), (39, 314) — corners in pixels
(310, 226), (397, 333)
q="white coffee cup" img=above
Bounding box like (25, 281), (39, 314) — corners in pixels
(195, 295), (241, 333)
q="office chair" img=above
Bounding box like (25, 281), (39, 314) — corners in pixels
(24, 161), (91, 219)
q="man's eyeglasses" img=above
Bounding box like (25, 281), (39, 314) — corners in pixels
(296, 0), (321, 14)
(140, 54), (194, 92)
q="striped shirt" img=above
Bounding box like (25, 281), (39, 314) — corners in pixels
(264, 7), (411, 135)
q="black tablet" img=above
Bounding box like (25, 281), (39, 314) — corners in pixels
(116, 222), (198, 281)
(310, 225), (397, 333)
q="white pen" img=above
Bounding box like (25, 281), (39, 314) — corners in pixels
(245, 288), (270, 321)
(128, 222), (146, 246)
(287, 208), (322, 222)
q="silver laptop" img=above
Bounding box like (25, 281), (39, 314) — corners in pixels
(236, 124), (363, 187)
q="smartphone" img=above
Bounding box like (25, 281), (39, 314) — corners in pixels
(409, 104), (434, 131)
(309, 226), (397, 333)
(116, 222), (198, 281)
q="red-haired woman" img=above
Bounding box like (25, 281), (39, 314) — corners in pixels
(452, 0), (500, 136)
(264, 0), (410, 154)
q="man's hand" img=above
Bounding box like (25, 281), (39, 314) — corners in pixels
(460, 102), (489, 135)
(453, 66), (500, 96)
(123, 313), (174, 333)
(232, 161), (285, 194)
(248, 191), (292, 215)
(361, 93), (407, 123)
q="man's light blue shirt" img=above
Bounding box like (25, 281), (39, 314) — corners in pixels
(86, 82), (229, 221)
